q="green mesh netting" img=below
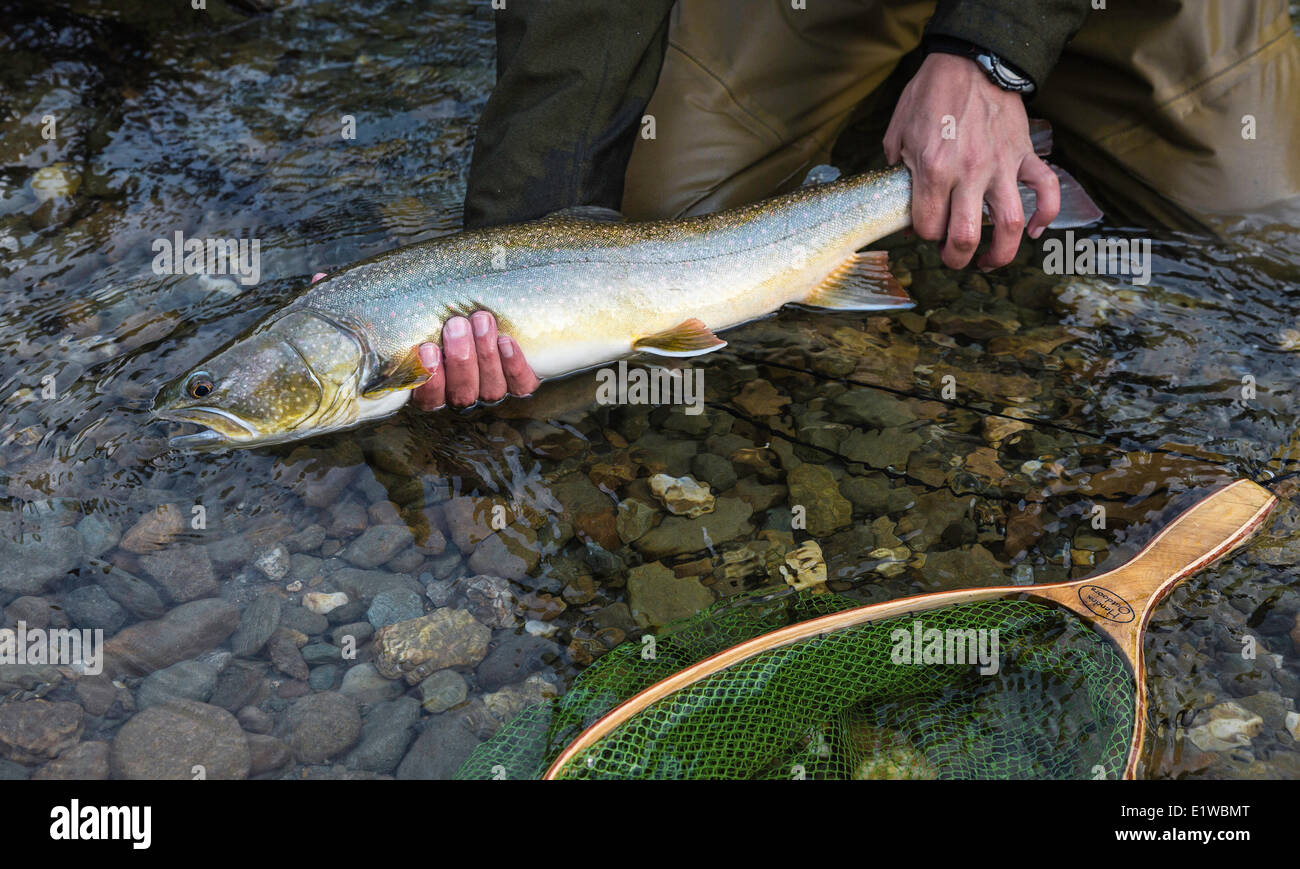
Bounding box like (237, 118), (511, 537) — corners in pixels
(456, 591), (1135, 780)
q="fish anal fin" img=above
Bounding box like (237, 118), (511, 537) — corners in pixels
(801, 251), (914, 311)
(361, 347), (430, 399)
(633, 318), (727, 357)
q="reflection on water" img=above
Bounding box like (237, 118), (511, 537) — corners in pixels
(0, 0), (1297, 780)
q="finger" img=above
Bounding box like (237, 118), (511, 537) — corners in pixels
(977, 179), (1026, 270)
(470, 311), (507, 402)
(498, 335), (540, 396)
(1020, 156), (1060, 239)
(441, 316), (479, 408)
(411, 343), (446, 411)
(908, 148), (953, 241)
(940, 182), (984, 269)
(883, 116), (902, 165)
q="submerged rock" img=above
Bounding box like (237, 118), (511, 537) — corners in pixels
(0, 701), (84, 763)
(62, 585), (127, 634)
(119, 505), (185, 553)
(111, 700), (249, 780)
(1187, 701), (1263, 752)
(627, 561), (714, 627)
(633, 498), (754, 559)
(34, 740), (110, 780)
(279, 692), (362, 764)
(733, 379), (791, 417)
(649, 473), (716, 518)
(105, 599), (240, 677)
(345, 696), (420, 774)
(846, 725), (939, 780)
(253, 545), (291, 581)
(0, 521), (84, 595)
(366, 588), (422, 628)
(137, 545), (218, 603)
(462, 575), (515, 629)
(304, 591), (350, 616)
(342, 524), (415, 569)
(373, 609), (491, 684)
(780, 541), (827, 592)
(231, 593), (282, 657)
(136, 658), (221, 710)
(419, 669), (468, 714)
(786, 464), (851, 537)
(615, 498), (661, 543)
(482, 674), (558, 723)
(466, 527), (541, 581)
(339, 663), (403, 705)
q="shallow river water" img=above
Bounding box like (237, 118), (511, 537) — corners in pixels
(1, 0), (1298, 780)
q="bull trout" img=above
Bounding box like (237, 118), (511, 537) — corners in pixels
(155, 150), (1098, 448)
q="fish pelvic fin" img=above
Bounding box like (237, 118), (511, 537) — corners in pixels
(361, 346), (431, 399)
(633, 318), (728, 357)
(800, 251), (914, 311)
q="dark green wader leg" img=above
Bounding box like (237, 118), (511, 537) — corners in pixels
(463, 0), (677, 229)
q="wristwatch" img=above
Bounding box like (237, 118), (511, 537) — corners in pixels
(924, 35), (1036, 95)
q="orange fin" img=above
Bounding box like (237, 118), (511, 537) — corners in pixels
(361, 346), (430, 399)
(633, 318), (727, 357)
(800, 251), (913, 311)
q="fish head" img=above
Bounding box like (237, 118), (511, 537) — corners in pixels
(154, 311), (368, 449)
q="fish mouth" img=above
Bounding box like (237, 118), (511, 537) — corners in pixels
(154, 407), (260, 450)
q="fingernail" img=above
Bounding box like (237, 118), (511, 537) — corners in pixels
(445, 317), (468, 339)
(471, 311), (492, 336)
(311, 272), (327, 284)
(497, 336), (514, 359)
(1029, 226), (1044, 240)
(418, 343), (439, 371)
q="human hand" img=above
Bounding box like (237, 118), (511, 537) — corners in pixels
(308, 273), (538, 410)
(883, 52), (1060, 271)
(411, 311), (540, 411)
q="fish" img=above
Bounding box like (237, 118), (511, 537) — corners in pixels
(155, 134), (1099, 449)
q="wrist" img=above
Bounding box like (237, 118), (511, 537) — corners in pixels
(922, 35), (1036, 96)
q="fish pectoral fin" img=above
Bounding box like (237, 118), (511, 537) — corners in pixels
(633, 318), (727, 357)
(361, 347), (430, 399)
(799, 251), (914, 311)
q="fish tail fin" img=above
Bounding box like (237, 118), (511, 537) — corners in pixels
(1021, 119), (1104, 228)
(1029, 118), (1053, 156)
(1017, 165), (1104, 228)
(799, 250), (914, 311)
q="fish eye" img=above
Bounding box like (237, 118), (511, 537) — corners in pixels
(187, 373), (215, 399)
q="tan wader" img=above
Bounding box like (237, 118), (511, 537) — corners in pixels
(623, 0), (1300, 230)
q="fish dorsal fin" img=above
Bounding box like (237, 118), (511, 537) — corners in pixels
(801, 164), (842, 186)
(548, 205), (625, 223)
(633, 318), (728, 357)
(799, 250), (914, 311)
(361, 346), (430, 399)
